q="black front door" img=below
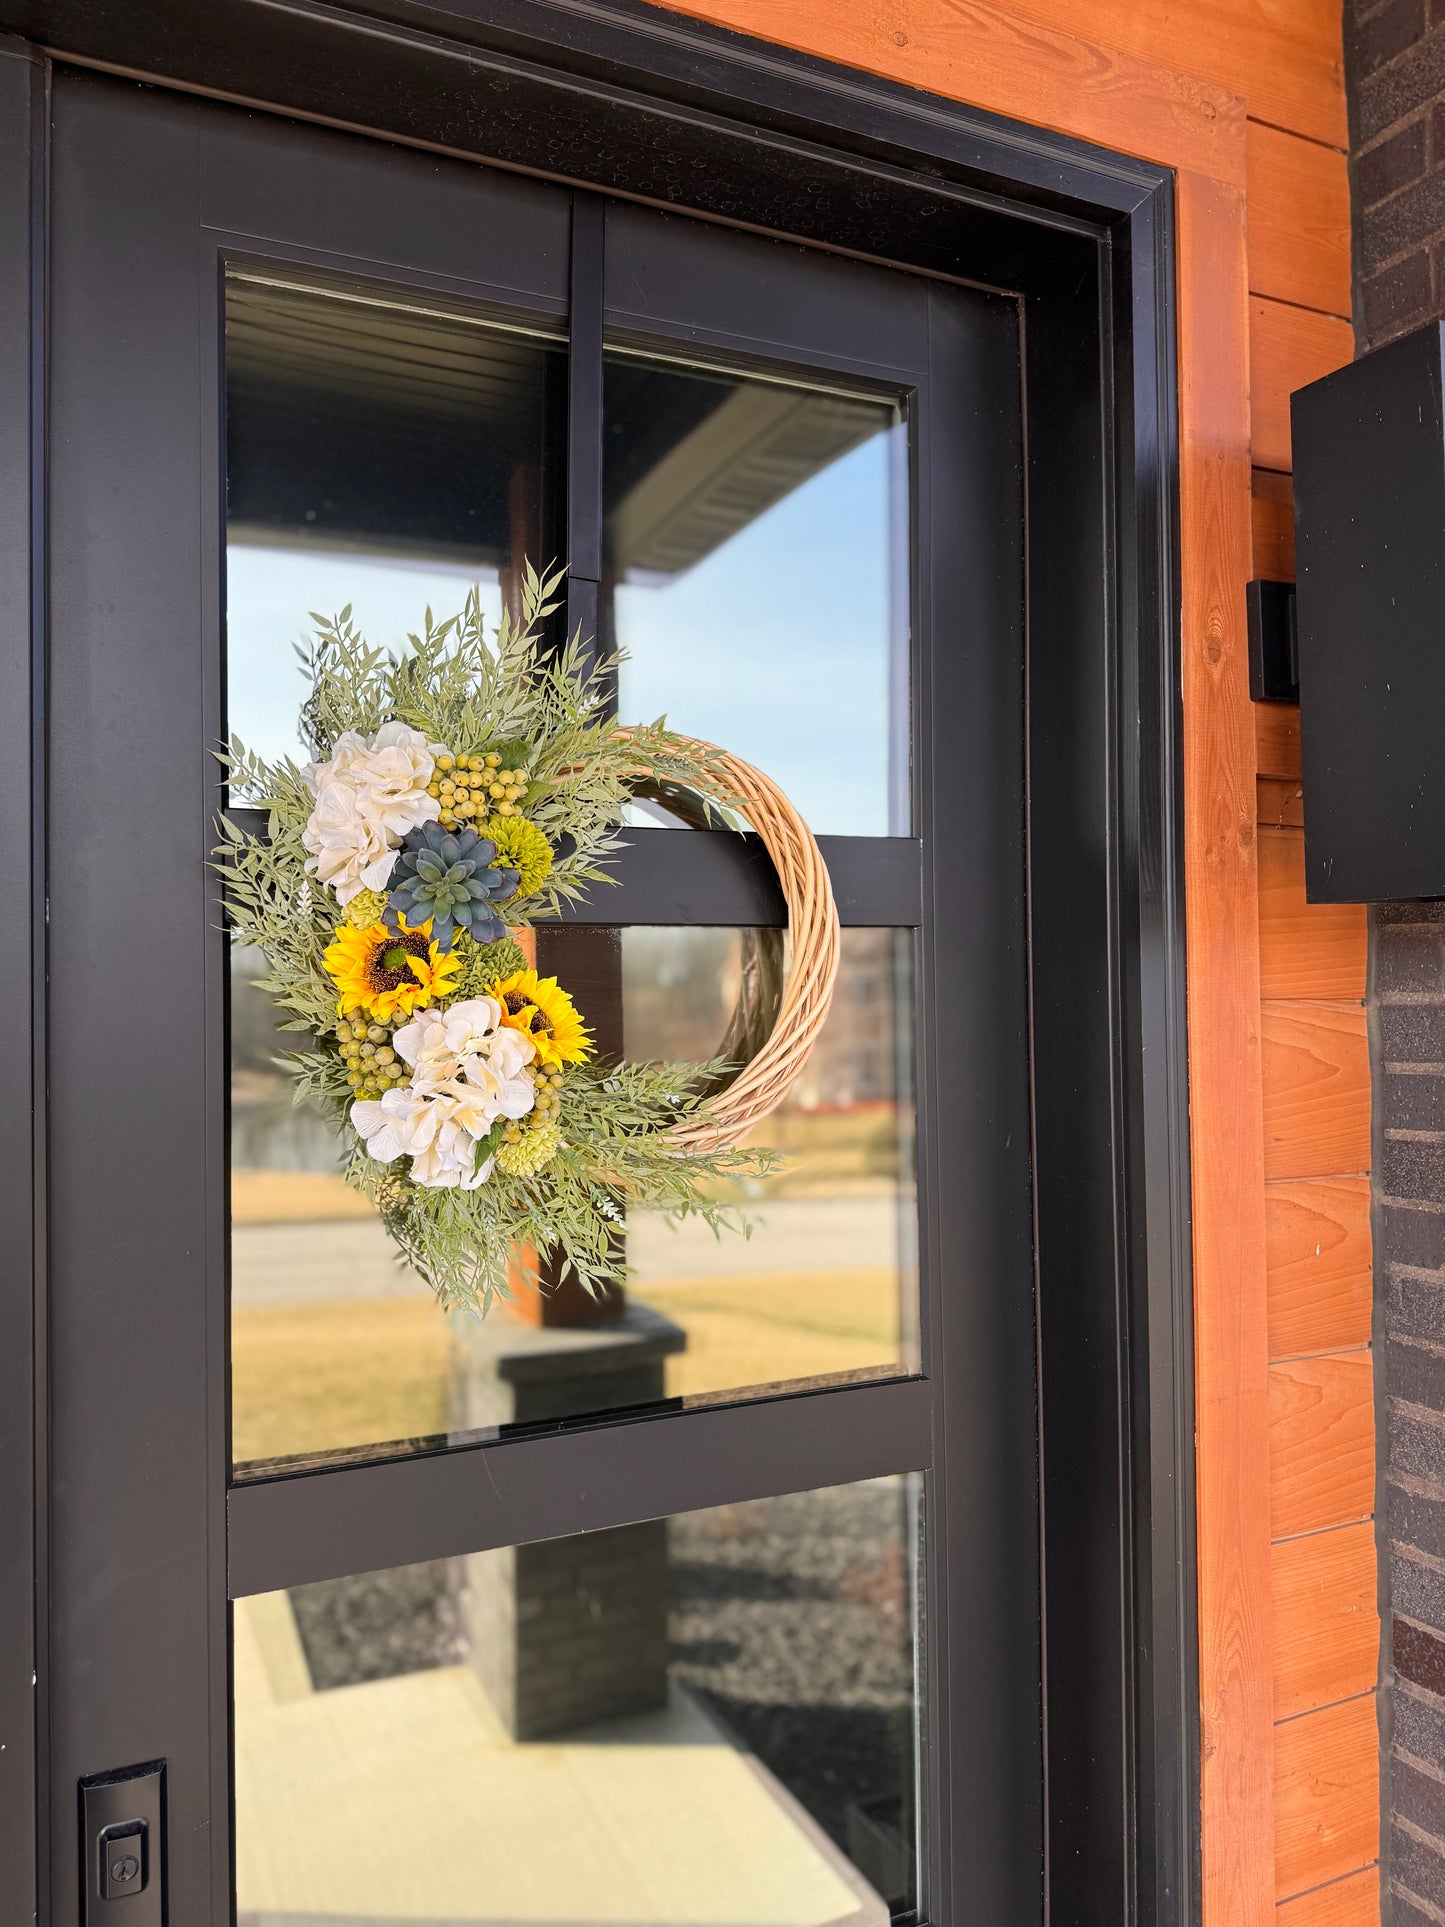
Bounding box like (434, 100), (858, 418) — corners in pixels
(45, 69), (1038, 1925)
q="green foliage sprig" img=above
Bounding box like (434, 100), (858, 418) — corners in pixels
(219, 567), (771, 1314)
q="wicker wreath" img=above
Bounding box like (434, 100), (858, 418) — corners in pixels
(622, 730), (842, 1155)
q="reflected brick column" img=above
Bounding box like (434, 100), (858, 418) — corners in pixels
(452, 925), (681, 1737)
(458, 1522), (670, 1741)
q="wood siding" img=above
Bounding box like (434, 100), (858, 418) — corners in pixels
(640, 3), (1368, 1919)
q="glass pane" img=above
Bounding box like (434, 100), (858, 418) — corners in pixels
(232, 925), (919, 1471)
(234, 1476), (922, 1925)
(226, 269), (565, 1471)
(603, 352), (909, 837)
(231, 945), (454, 1466)
(226, 271), (564, 770)
(617, 925), (919, 1407)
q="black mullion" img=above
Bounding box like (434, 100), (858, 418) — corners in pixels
(225, 808), (924, 925)
(227, 1373), (932, 1596)
(564, 188), (605, 667)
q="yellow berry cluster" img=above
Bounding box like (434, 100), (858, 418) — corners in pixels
(427, 751), (529, 830)
(504, 1067), (564, 1142)
(335, 1017), (404, 1095)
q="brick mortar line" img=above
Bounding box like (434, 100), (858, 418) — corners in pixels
(1393, 1875), (1445, 1927)
(1393, 1540), (1445, 1579)
(1391, 1470), (1445, 1505)
(1397, 1743), (1445, 1789)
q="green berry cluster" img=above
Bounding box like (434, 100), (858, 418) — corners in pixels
(335, 1016), (405, 1096)
(428, 751), (529, 830)
(504, 1067), (563, 1143)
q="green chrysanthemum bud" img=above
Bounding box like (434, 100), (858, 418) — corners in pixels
(452, 931), (528, 997)
(478, 814), (553, 901)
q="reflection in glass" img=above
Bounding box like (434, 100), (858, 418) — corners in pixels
(617, 924), (919, 1406)
(226, 269), (565, 1471)
(232, 925), (919, 1471)
(234, 1477), (922, 1925)
(225, 274), (919, 1477)
(230, 947), (452, 1467)
(225, 271), (565, 770)
(603, 353), (909, 837)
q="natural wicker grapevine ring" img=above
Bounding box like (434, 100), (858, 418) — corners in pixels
(620, 730), (842, 1155)
(222, 574), (844, 1313)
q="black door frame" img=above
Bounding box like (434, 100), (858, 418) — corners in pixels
(0, 6), (1193, 1925)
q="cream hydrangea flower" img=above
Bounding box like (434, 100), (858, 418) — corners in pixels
(302, 721), (441, 906)
(351, 996), (537, 1188)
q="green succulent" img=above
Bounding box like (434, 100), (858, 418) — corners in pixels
(386, 823), (518, 951)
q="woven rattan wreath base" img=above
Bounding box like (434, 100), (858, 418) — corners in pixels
(624, 731), (841, 1155)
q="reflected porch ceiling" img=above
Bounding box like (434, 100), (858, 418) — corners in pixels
(225, 277), (886, 579)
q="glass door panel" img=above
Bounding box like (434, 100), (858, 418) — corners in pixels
(226, 269), (567, 1470)
(603, 350), (910, 837)
(234, 1475), (922, 1926)
(227, 278), (924, 1475)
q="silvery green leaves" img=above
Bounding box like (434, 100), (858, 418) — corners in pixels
(386, 821), (518, 950)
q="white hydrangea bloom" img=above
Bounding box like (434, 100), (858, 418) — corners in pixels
(351, 997), (537, 1189)
(302, 721), (441, 906)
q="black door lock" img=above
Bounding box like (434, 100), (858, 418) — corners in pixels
(79, 1762), (164, 1922)
(98, 1821), (147, 1899)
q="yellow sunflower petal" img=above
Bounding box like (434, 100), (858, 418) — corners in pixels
(491, 967), (592, 1068)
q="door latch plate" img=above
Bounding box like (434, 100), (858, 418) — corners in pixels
(80, 1761), (165, 1922)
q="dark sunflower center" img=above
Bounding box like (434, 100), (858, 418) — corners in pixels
(503, 989), (553, 1035)
(366, 929), (429, 992)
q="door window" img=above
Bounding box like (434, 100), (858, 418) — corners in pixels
(234, 1476), (922, 1926)
(225, 269), (922, 1474)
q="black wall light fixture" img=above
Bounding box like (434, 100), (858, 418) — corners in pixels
(1292, 320), (1445, 903)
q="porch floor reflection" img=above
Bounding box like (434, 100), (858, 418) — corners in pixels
(233, 1590), (886, 1927)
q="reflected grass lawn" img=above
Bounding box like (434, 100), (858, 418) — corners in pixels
(231, 1268), (903, 1468)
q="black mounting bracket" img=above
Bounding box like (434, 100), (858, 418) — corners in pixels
(1246, 578), (1298, 704)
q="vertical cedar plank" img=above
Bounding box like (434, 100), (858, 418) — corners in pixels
(1274, 1694), (1380, 1901)
(1275, 1866), (1379, 1925)
(1180, 166), (1277, 1927)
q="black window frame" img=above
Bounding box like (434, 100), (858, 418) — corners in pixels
(0, 7), (1194, 1926)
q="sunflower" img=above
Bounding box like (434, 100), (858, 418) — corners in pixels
(491, 969), (592, 1069)
(323, 917), (462, 1022)
(478, 814), (554, 901)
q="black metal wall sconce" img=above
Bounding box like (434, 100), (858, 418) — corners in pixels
(1287, 319), (1445, 903)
